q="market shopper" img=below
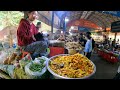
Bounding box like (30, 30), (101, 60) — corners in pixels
(79, 33), (87, 47)
(103, 35), (109, 45)
(117, 39), (119, 44)
(86, 32), (95, 50)
(17, 11), (48, 59)
(36, 22), (41, 32)
(112, 39), (116, 48)
(84, 34), (92, 59)
(109, 38), (112, 47)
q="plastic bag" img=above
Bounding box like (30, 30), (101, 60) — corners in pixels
(0, 51), (8, 64)
(0, 64), (15, 79)
(22, 53), (32, 61)
(14, 68), (30, 79)
(19, 53), (32, 69)
(0, 69), (11, 79)
(25, 56), (49, 79)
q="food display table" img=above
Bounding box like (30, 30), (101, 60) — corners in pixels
(97, 49), (119, 63)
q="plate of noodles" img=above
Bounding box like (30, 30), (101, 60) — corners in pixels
(47, 53), (96, 79)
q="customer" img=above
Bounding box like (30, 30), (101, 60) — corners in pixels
(109, 38), (112, 47)
(112, 39), (116, 48)
(79, 33), (87, 47)
(103, 35), (108, 45)
(36, 22), (41, 32)
(84, 34), (92, 59)
(117, 39), (119, 44)
(86, 32), (95, 50)
(17, 11), (48, 59)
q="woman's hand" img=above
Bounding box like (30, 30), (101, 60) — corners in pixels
(32, 35), (36, 41)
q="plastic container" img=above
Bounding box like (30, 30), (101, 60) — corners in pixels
(49, 47), (65, 57)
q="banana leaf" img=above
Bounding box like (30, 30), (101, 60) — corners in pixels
(0, 69), (11, 79)
(0, 64), (15, 79)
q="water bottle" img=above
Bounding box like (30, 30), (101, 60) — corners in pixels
(13, 44), (16, 48)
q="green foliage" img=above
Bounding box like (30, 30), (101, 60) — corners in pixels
(0, 11), (24, 30)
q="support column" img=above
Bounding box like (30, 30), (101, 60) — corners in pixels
(51, 11), (54, 33)
(115, 32), (117, 43)
(63, 18), (66, 33)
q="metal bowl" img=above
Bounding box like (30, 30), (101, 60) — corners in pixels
(47, 54), (96, 79)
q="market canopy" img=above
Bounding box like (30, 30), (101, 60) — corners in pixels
(21, 11), (120, 31)
(55, 11), (120, 30)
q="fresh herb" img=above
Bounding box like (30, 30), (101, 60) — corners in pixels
(29, 63), (45, 72)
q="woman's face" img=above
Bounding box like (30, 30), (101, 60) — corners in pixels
(28, 11), (38, 21)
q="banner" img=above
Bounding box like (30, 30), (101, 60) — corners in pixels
(99, 11), (120, 17)
(111, 21), (120, 32)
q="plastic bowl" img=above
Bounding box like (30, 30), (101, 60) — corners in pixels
(47, 54), (96, 79)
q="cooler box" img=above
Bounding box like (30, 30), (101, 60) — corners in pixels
(49, 47), (65, 57)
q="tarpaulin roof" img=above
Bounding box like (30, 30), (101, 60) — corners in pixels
(55, 11), (120, 30)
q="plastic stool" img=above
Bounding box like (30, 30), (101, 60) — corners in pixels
(22, 51), (29, 58)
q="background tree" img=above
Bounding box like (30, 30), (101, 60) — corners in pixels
(0, 11), (24, 47)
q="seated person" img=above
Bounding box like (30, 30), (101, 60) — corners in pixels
(17, 11), (48, 60)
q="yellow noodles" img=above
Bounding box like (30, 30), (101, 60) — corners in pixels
(49, 53), (94, 78)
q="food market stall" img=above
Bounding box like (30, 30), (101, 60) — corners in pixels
(95, 20), (120, 63)
(97, 48), (119, 63)
(0, 40), (94, 79)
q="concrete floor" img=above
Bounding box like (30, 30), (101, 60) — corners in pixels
(90, 53), (120, 79)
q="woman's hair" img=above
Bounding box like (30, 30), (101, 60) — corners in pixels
(27, 11), (35, 13)
(24, 11), (36, 19)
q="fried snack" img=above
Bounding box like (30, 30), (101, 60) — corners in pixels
(15, 55), (21, 61)
(68, 49), (77, 55)
(11, 55), (22, 65)
(65, 42), (83, 50)
(3, 57), (9, 64)
(49, 53), (94, 78)
(8, 53), (17, 65)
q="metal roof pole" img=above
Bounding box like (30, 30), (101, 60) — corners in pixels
(51, 11), (54, 33)
(114, 32), (117, 43)
(63, 17), (66, 33)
